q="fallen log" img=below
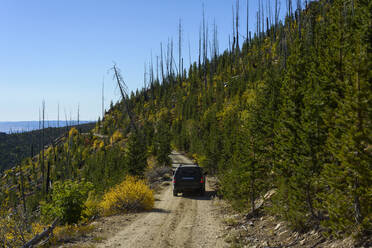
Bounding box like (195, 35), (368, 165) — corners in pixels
(22, 219), (58, 248)
(245, 189), (277, 219)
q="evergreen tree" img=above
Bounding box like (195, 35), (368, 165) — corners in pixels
(154, 121), (172, 166)
(320, 0), (372, 234)
(127, 131), (148, 176)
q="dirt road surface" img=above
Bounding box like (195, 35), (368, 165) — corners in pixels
(97, 152), (228, 248)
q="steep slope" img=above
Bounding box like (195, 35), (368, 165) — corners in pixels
(0, 0), (370, 246)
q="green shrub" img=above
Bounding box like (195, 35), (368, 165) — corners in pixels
(82, 191), (101, 221)
(41, 180), (93, 224)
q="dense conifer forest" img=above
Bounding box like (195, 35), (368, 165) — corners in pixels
(0, 0), (370, 246)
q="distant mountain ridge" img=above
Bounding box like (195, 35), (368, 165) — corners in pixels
(0, 120), (92, 134)
(0, 122), (96, 172)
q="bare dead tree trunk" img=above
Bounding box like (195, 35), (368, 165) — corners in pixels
(246, 0), (249, 44)
(204, 22), (208, 89)
(19, 159), (26, 214)
(45, 160), (50, 194)
(258, 0), (261, 38)
(198, 26), (201, 70)
(306, 182), (317, 219)
(178, 19), (182, 79)
(236, 0), (240, 51)
(22, 219), (59, 248)
(156, 55), (159, 82)
(112, 65), (137, 132)
(188, 38), (191, 68)
(166, 39), (170, 77)
(77, 104), (80, 133)
(64, 111), (70, 180)
(160, 42), (165, 81)
(182, 58), (184, 79)
(212, 20), (217, 60)
(268, 0), (272, 28)
(170, 38), (174, 77)
(275, 0), (279, 40)
(232, 5), (236, 53)
(257, 11), (259, 40)
(38, 109), (41, 152)
(41, 100), (45, 194)
(57, 103), (60, 128)
(202, 4), (206, 66)
(296, 0), (301, 39)
(354, 72), (363, 225)
(150, 51), (154, 84)
(143, 62), (148, 100)
(261, 0), (264, 38)
(102, 80), (105, 119)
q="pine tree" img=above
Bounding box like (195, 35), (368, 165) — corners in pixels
(320, 0), (372, 234)
(127, 131), (148, 176)
(154, 121), (171, 166)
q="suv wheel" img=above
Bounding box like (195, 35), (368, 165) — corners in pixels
(200, 188), (205, 196)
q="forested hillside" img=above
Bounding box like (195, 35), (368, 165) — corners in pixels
(127, 0), (370, 236)
(0, 0), (370, 246)
(0, 123), (95, 172)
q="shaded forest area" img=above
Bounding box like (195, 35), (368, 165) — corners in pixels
(0, 0), (370, 246)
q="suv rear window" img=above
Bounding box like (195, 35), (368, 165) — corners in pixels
(177, 167), (201, 177)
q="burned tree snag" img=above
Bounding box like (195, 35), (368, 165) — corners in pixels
(112, 65), (137, 132)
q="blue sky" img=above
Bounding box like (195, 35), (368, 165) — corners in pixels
(0, 0), (287, 121)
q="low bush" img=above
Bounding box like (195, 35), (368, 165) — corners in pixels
(41, 180), (93, 224)
(100, 176), (154, 216)
(82, 192), (101, 221)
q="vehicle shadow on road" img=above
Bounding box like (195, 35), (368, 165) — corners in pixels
(179, 190), (216, 201)
(150, 207), (171, 214)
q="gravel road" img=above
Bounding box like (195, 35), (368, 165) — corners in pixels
(97, 152), (228, 248)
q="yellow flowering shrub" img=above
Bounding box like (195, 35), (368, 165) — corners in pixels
(100, 176), (154, 216)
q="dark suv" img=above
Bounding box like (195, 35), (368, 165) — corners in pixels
(172, 164), (206, 196)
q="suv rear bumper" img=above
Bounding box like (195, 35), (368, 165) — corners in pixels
(173, 184), (205, 191)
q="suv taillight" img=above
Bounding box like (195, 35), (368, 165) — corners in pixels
(200, 177), (204, 183)
(173, 179), (176, 183)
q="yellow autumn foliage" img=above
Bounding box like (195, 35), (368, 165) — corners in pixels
(93, 139), (104, 150)
(69, 127), (78, 137)
(100, 176), (154, 216)
(82, 192), (101, 221)
(0, 217), (47, 247)
(110, 130), (123, 144)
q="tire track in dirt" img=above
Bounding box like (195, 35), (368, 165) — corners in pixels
(97, 152), (227, 248)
